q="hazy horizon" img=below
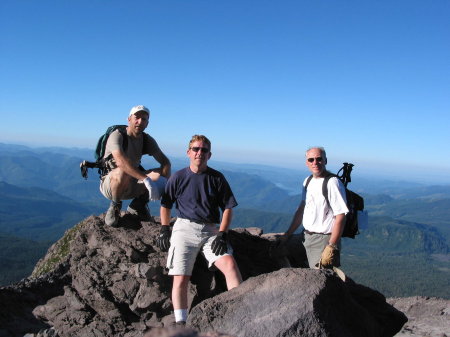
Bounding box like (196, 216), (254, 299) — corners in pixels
(1, 1), (449, 187)
(1, 140), (448, 186)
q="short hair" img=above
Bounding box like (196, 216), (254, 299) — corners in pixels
(188, 134), (211, 150)
(305, 146), (327, 159)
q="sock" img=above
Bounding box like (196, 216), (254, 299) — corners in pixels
(174, 308), (188, 322)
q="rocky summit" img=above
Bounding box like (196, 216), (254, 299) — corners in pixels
(0, 213), (410, 337)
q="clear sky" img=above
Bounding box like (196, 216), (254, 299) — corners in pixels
(1, 1), (449, 183)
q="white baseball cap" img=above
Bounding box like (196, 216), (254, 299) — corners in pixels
(129, 105), (150, 116)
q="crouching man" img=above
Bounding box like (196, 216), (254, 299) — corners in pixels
(100, 105), (171, 227)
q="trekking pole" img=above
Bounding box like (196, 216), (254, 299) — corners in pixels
(80, 160), (89, 179)
(337, 164), (345, 183)
(344, 163), (354, 187)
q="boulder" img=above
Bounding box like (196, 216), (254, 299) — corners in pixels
(188, 268), (407, 337)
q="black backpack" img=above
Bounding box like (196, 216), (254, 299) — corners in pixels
(304, 163), (364, 239)
(80, 125), (147, 179)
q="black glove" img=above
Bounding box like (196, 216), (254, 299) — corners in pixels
(156, 226), (171, 252)
(211, 231), (228, 256)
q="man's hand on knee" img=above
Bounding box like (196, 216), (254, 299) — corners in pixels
(211, 231), (228, 256)
(144, 176), (162, 201)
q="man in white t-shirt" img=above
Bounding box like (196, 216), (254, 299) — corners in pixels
(280, 147), (348, 268)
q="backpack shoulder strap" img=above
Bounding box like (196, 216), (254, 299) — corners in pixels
(141, 132), (151, 154)
(117, 126), (128, 153)
(322, 172), (337, 208)
(304, 175), (313, 190)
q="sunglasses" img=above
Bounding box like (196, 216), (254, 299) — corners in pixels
(307, 157), (323, 163)
(190, 146), (210, 153)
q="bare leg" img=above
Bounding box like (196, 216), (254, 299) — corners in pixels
(214, 255), (243, 290)
(108, 168), (137, 201)
(172, 275), (191, 309)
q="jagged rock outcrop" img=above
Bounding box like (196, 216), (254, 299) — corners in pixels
(0, 263), (69, 337)
(0, 214), (408, 337)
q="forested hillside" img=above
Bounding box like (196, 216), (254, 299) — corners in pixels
(0, 182), (100, 241)
(0, 143), (449, 299)
(0, 232), (50, 286)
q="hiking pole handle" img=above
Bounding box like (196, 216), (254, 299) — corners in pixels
(80, 160), (98, 179)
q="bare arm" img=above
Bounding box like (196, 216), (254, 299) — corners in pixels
(284, 201), (305, 236)
(152, 150), (171, 178)
(219, 208), (233, 232)
(111, 149), (147, 180)
(160, 206), (172, 227)
(329, 213), (345, 245)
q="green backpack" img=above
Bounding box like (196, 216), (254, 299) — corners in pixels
(94, 125), (128, 161)
(80, 125), (147, 179)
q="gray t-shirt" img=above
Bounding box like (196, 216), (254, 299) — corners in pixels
(104, 129), (161, 169)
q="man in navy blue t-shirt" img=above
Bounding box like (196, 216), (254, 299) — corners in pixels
(158, 134), (242, 326)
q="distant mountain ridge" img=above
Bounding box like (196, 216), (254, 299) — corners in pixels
(0, 181), (99, 241)
(0, 142), (449, 298)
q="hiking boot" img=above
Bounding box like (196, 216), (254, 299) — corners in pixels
(105, 201), (122, 227)
(127, 192), (151, 221)
(171, 321), (186, 328)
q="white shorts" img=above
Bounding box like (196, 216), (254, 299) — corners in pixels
(99, 171), (144, 201)
(167, 218), (233, 276)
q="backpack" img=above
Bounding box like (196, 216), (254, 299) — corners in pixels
(304, 163), (364, 239)
(94, 125), (128, 161)
(80, 125), (147, 179)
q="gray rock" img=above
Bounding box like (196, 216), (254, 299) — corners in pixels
(144, 326), (235, 337)
(32, 215), (172, 337)
(0, 214), (412, 337)
(0, 262), (69, 337)
(387, 296), (450, 337)
(188, 268), (407, 337)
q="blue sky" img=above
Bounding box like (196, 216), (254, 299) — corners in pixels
(1, 0), (449, 183)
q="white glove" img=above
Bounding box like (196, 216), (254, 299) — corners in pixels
(143, 176), (167, 201)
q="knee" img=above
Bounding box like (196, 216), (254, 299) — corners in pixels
(110, 169), (132, 187)
(217, 255), (239, 273)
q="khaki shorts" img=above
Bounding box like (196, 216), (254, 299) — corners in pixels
(303, 231), (341, 268)
(167, 218), (233, 276)
(99, 171), (144, 201)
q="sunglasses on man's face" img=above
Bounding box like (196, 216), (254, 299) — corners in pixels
(190, 147), (210, 153)
(307, 157), (323, 163)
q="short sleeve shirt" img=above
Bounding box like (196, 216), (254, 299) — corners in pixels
(104, 129), (161, 168)
(301, 176), (348, 234)
(161, 167), (238, 224)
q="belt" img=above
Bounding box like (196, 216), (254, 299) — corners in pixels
(179, 218), (216, 227)
(304, 230), (329, 235)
